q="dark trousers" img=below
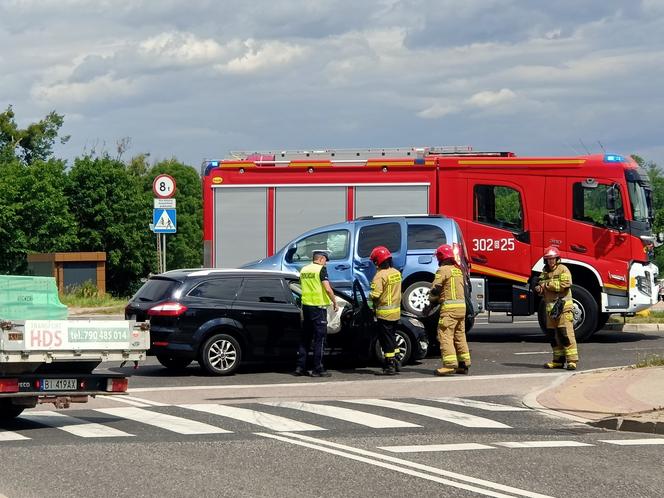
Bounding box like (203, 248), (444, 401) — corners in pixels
(297, 306), (327, 372)
(376, 319), (397, 359)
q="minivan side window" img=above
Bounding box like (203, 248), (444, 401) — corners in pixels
(407, 224), (446, 250)
(287, 229), (350, 263)
(357, 223), (401, 258)
(474, 185), (523, 231)
(572, 182), (624, 227)
(237, 278), (289, 304)
(188, 277), (242, 300)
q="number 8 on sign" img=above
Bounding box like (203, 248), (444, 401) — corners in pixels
(153, 174), (177, 198)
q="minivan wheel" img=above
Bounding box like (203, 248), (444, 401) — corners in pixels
(373, 328), (412, 365)
(199, 333), (242, 376)
(402, 281), (432, 316)
(0, 399), (25, 419)
(156, 355), (192, 371)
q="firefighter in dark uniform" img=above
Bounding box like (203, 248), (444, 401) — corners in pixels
(535, 246), (579, 370)
(428, 244), (471, 376)
(369, 246), (402, 376)
(294, 250), (338, 377)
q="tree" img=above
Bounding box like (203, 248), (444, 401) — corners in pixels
(0, 106), (70, 164)
(66, 155), (154, 296)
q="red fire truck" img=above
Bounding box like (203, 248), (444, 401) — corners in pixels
(201, 147), (659, 340)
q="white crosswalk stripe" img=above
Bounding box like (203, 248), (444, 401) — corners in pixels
(95, 407), (230, 435)
(599, 438), (664, 446)
(20, 411), (133, 438)
(0, 430), (30, 441)
(494, 441), (593, 448)
(380, 443), (496, 453)
(427, 397), (528, 412)
(260, 401), (421, 428)
(180, 404), (326, 432)
(343, 399), (512, 428)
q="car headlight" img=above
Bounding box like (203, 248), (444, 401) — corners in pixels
(419, 340), (428, 353)
(408, 317), (424, 328)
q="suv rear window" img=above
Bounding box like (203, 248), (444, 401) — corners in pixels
(131, 278), (178, 302)
(407, 224), (446, 249)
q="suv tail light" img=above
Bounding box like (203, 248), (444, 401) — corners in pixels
(148, 302), (188, 317)
(107, 378), (129, 392)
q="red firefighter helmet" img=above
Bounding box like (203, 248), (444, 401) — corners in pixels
(435, 244), (455, 263)
(370, 246), (392, 266)
(543, 246), (561, 259)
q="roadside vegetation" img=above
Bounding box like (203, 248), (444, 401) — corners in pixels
(609, 311), (664, 324)
(633, 353), (664, 368)
(59, 282), (127, 313)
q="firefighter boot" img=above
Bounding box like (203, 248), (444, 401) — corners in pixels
(434, 367), (456, 376)
(544, 360), (565, 369)
(566, 361), (577, 370)
(376, 358), (397, 376)
(455, 362), (470, 375)
(393, 350), (401, 373)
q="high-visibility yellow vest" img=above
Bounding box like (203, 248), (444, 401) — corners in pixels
(300, 263), (331, 306)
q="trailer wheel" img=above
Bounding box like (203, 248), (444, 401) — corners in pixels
(537, 284), (598, 342)
(0, 399), (25, 419)
(402, 281), (432, 316)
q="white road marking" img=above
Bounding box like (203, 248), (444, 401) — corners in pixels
(379, 443), (495, 453)
(121, 396), (168, 407)
(180, 404), (325, 432)
(267, 432), (553, 498)
(106, 397), (151, 408)
(495, 441), (593, 448)
(343, 399), (511, 428)
(428, 397), (528, 412)
(0, 430), (29, 441)
(513, 352), (552, 355)
(128, 372), (569, 392)
(260, 401), (421, 428)
(95, 407), (230, 435)
(600, 438), (664, 446)
(20, 411), (133, 438)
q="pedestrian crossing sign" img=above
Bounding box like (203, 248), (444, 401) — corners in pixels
(153, 209), (176, 233)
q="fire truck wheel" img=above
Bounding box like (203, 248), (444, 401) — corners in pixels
(537, 284), (598, 342)
(465, 314), (475, 333)
(595, 312), (611, 332)
(199, 333), (242, 375)
(402, 281), (433, 316)
(0, 399), (25, 419)
(156, 355), (193, 371)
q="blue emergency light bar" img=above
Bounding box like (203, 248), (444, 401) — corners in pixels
(604, 154), (625, 163)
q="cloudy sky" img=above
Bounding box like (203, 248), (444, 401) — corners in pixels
(1, 0), (663, 168)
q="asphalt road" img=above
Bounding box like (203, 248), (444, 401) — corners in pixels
(1, 320), (663, 498)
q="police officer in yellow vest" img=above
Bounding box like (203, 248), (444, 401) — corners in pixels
(294, 250), (338, 377)
(535, 246), (579, 370)
(369, 246), (402, 376)
(428, 244), (471, 376)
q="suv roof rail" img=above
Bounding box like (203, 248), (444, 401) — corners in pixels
(355, 214), (444, 220)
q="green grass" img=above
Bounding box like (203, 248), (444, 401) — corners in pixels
(633, 353), (664, 368)
(608, 311), (664, 324)
(59, 282), (127, 312)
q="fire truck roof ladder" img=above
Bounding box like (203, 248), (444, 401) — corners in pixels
(227, 146), (474, 163)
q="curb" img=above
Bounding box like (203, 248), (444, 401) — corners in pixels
(603, 323), (664, 332)
(523, 365), (664, 435)
(590, 411), (664, 434)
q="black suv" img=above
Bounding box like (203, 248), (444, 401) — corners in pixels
(125, 269), (428, 375)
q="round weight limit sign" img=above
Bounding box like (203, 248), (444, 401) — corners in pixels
(153, 174), (177, 198)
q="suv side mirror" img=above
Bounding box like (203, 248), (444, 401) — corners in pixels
(606, 184), (618, 211)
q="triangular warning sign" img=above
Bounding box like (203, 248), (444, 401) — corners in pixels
(155, 210), (174, 230)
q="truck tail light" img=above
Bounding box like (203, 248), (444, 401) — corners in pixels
(107, 378), (129, 392)
(0, 379), (19, 393)
(148, 302), (188, 317)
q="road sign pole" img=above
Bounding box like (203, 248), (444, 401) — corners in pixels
(163, 233), (167, 272)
